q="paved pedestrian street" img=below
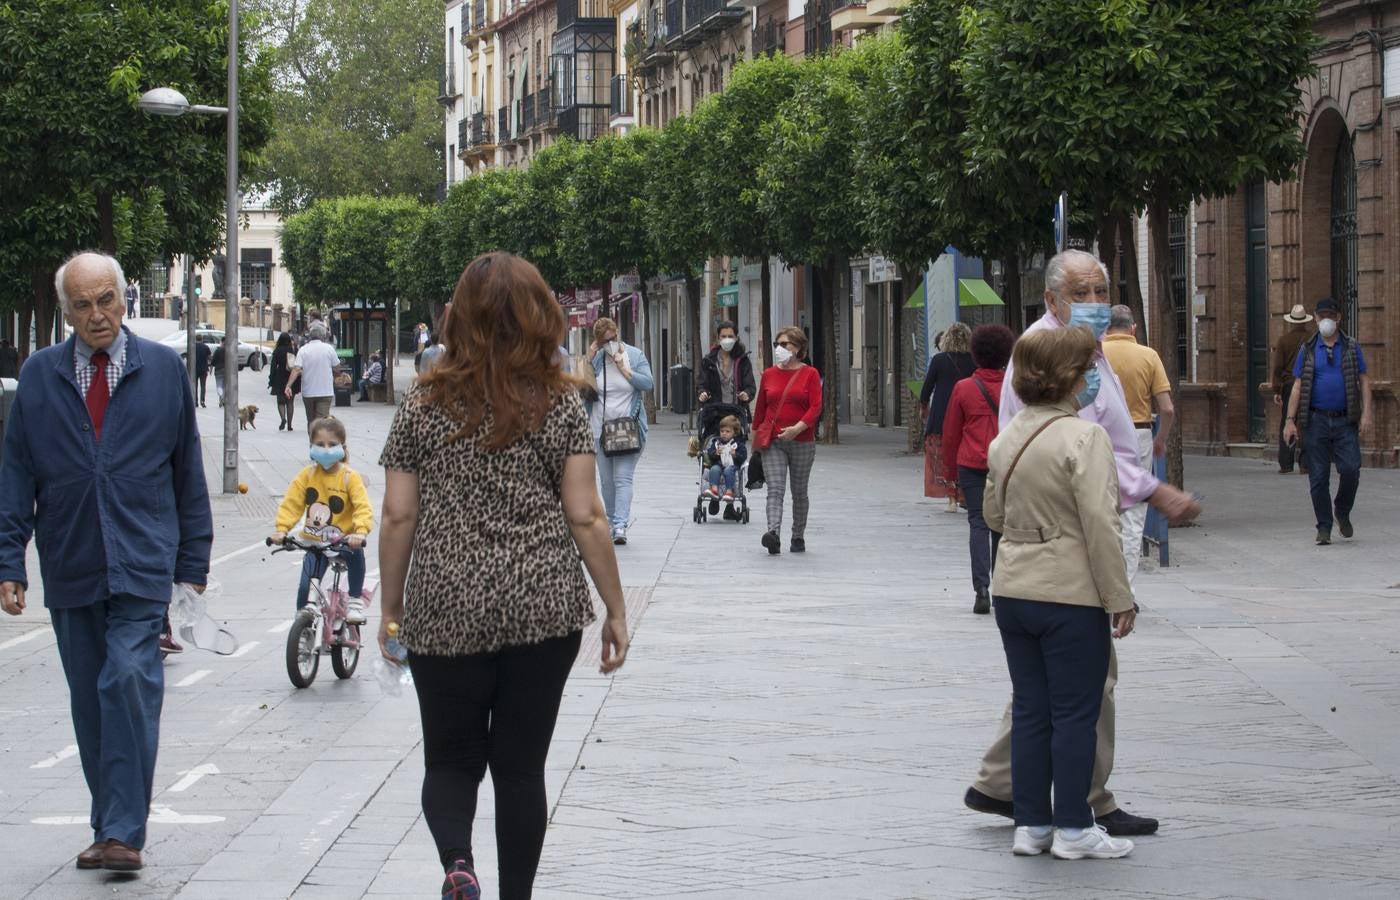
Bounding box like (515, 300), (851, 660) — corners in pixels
(2, 349), (1397, 898)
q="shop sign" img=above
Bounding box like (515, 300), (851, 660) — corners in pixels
(868, 256), (900, 284)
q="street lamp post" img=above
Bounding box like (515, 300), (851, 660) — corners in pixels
(137, 0), (241, 494)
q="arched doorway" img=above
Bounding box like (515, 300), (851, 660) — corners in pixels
(1330, 129), (1359, 329)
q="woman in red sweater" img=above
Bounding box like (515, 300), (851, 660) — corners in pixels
(752, 326), (823, 555)
(941, 324), (1016, 614)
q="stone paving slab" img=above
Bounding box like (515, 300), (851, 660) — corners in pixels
(2, 365), (1398, 899)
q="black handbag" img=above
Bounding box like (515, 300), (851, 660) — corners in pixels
(599, 352), (642, 457)
(745, 452), (766, 489)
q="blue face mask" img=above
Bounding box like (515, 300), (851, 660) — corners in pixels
(309, 444), (345, 470)
(1068, 303), (1112, 340)
(1074, 365), (1102, 410)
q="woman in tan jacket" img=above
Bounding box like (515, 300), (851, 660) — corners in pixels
(983, 326), (1137, 861)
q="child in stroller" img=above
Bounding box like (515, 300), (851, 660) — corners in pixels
(693, 403), (751, 524)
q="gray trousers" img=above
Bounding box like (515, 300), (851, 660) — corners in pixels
(763, 439), (816, 539)
(303, 396), (333, 434)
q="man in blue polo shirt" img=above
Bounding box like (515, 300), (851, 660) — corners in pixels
(1282, 297), (1373, 545)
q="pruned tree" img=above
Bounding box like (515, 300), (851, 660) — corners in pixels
(957, 0), (1319, 486)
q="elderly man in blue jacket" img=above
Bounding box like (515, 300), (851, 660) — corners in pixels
(0, 252), (212, 875)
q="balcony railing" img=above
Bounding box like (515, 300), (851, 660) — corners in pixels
(756, 15), (785, 56)
(498, 106), (511, 143)
(610, 73), (633, 118)
(460, 2), (471, 39)
(438, 66), (461, 104)
(470, 111), (493, 147)
(557, 105), (610, 142)
(804, 0), (833, 56)
(457, 117), (471, 151)
(664, 0), (745, 48)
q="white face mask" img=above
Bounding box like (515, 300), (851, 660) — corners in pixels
(605, 340), (620, 355)
(719, 337), (737, 353)
(1317, 318), (1338, 338)
(773, 345), (794, 366)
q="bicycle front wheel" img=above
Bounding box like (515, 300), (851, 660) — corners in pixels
(332, 625), (360, 679)
(286, 608), (320, 688)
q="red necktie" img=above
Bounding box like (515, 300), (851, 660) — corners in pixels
(87, 351), (110, 441)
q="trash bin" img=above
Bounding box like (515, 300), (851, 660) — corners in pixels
(0, 378), (17, 465)
(333, 348), (357, 407)
(669, 364), (693, 415)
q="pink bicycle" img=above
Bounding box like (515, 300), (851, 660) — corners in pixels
(267, 536), (376, 689)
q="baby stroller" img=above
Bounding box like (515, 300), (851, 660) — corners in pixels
(692, 401), (751, 525)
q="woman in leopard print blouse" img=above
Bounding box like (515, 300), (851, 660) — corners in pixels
(377, 252), (629, 900)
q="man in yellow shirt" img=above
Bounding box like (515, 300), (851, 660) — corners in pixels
(1100, 305), (1174, 572)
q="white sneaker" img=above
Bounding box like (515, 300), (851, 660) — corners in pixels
(345, 596), (367, 625)
(1051, 824), (1133, 860)
(1013, 825), (1054, 856)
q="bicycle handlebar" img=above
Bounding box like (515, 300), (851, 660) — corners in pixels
(265, 535), (369, 554)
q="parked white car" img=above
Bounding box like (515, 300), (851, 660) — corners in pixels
(160, 329), (267, 370)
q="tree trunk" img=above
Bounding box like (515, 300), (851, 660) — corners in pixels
(637, 283), (657, 424)
(1002, 252), (1023, 333)
(17, 296), (33, 359)
(1097, 208), (1118, 298)
(759, 255), (772, 370)
(31, 267), (59, 349)
(1148, 192), (1184, 490)
(1117, 212), (1147, 332)
(96, 191), (117, 255)
(818, 257), (840, 445)
(685, 273), (702, 378)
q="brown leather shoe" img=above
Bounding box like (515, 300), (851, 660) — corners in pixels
(101, 840), (143, 871)
(76, 840), (110, 869)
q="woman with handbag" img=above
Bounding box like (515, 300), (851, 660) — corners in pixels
(585, 317), (654, 545)
(752, 326), (822, 555)
(941, 325), (1016, 615)
(982, 325), (1136, 861)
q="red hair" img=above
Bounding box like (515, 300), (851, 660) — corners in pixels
(418, 252), (584, 447)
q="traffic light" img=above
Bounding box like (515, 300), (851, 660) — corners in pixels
(193, 274), (203, 297)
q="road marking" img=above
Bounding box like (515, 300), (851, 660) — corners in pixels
(229, 640), (259, 658)
(31, 815), (88, 825)
(0, 627), (52, 652)
(168, 763), (219, 793)
(210, 539), (269, 568)
(175, 669), (211, 687)
(30, 745), (78, 769)
(149, 803), (225, 825)
(269, 619), (292, 634)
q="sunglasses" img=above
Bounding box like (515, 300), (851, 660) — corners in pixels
(774, 340), (797, 349)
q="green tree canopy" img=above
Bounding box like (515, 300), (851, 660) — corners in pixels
(560, 131), (659, 289)
(249, 0), (444, 212)
(0, 0), (273, 349)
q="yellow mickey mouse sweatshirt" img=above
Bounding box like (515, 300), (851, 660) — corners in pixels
(274, 464), (373, 542)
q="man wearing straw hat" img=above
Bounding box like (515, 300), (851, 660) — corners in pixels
(1272, 304), (1313, 475)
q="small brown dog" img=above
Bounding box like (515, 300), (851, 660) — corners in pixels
(238, 405), (259, 430)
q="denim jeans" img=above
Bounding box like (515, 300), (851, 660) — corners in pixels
(707, 464), (737, 491)
(957, 466), (999, 592)
(1304, 414), (1360, 532)
(595, 440), (641, 532)
(297, 546), (366, 609)
(50, 594), (167, 848)
(995, 596), (1111, 829)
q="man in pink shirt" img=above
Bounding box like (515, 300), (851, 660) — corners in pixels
(964, 249), (1201, 837)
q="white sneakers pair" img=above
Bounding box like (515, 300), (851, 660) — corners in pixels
(1013, 824), (1133, 859)
(345, 596), (367, 625)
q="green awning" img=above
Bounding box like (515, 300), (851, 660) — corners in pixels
(958, 278), (1004, 307)
(904, 280), (926, 309)
(715, 283), (739, 308)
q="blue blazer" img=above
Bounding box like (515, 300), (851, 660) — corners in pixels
(588, 343), (655, 449)
(0, 329), (212, 607)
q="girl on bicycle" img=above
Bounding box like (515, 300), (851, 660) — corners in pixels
(269, 417), (373, 624)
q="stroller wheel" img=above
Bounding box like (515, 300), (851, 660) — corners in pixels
(742, 508), (750, 524)
(692, 507), (701, 524)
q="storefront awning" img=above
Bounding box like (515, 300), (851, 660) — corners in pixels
(715, 284), (739, 308)
(904, 279), (926, 309)
(958, 278), (1004, 307)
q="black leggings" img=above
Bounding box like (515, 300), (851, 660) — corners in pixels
(410, 630), (581, 899)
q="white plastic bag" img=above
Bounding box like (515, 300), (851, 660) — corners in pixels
(170, 582), (239, 656)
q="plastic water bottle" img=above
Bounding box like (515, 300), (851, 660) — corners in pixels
(373, 622), (413, 696)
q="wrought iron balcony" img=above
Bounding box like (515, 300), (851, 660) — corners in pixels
(498, 106), (511, 143)
(469, 111), (494, 147)
(438, 66), (461, 105)
(756, 15), (786, 56)
(804, 0), (834, 56)
(610, 73), (633, 119)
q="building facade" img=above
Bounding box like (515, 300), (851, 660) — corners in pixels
(1159, 0), (1400, 466)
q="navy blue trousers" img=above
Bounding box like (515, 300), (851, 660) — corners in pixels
(957, 466), (999, 592)
(1304, 414), (1360, 532)
(995, 596), (1111, 829)
(50, 593), (166, 848)
(297, 547), (366, 609)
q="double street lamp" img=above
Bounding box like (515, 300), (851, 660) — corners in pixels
(136, 0), (241, 495)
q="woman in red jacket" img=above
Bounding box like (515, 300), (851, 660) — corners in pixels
(942, 325), (1017, 615)
(752, 326), (823, 555)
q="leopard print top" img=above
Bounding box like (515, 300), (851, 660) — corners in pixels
(378, 386), (597, 656)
